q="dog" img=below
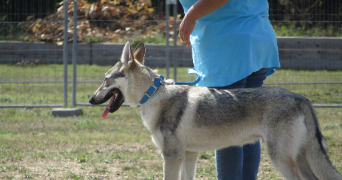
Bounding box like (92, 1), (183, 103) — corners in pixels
(89, 42), (342, 180)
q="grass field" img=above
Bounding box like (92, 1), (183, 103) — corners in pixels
(1, 64), (342, 105)
(0, 64), (342, 179)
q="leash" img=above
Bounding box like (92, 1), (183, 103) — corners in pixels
(174, 77), (200, 86)
(172, 68), (201, 86)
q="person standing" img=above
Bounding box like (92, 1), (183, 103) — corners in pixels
(178, 0), (280, 179)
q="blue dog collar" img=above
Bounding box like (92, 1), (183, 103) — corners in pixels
(140, 75), (164, 104)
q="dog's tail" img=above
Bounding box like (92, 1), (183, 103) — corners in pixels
(304, 103), (342, 180)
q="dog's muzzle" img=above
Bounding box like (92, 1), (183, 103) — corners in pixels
(89, 89), (124, 119)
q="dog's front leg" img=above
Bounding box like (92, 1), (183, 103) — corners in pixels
(181, 151), (199, 180)
(163, 152), (185, 180)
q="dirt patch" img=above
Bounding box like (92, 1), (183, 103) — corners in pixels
(1, 142), (164, 179)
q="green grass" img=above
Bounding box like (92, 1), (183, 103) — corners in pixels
(273, 23), (342, 37)
(2, 23), (341, 44)
(1, 64), (341, 105)
(0, 64), (341, 179)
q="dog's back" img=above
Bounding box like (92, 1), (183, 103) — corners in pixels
(144, 86), (308, 148)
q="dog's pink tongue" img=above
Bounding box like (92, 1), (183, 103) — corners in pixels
(102, 106), (110, 119)
(102, 93), (116, 119)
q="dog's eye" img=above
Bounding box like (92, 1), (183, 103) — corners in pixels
(113, 72), (125, 78)
(103, 78), (111, 85)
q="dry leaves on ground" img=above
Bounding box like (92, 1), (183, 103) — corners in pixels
(19, 0), (181, 44)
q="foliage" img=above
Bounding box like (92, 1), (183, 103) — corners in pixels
(269, 0), (342, 34)
(0, 0), (60, 22)
(11, 0), (180, 44)
(1, 0), (341, 42)
(273, 22), (342, 37)
(269, 0), (342, 23)
(0, 0), (62, 38)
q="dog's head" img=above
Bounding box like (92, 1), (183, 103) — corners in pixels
(89, 41), (151, 118)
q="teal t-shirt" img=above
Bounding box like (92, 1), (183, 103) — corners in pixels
(179, 0), (280, 87)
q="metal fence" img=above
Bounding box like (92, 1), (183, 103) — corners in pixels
(0, 0), (341, 109)
(0, 0), (65, 108)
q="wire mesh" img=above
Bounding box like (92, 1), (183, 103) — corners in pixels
(74, 0), (342, 106)
(266, 0), (342, 106)
(0, 0), (341, 108)
(0, 0), (64, 107)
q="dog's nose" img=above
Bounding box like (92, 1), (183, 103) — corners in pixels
(89, 96), (95, 104)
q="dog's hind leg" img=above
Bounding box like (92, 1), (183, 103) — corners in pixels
(266, 145), (302, 180)
(295, 149), (318, 180)
(264, 131), (304, 179)
(181, 151), (199, 180)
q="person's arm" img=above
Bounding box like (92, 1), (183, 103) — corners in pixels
(179, 0), (230, 47)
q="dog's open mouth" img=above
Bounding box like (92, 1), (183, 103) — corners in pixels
(102, 89), (124, 119)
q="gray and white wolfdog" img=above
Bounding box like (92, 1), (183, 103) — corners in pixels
(89, 42), (342, 180)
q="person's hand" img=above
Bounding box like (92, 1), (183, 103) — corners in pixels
(179, 13), (196, 47)
(179, 0), (229, 47)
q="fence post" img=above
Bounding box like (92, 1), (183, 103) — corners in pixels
(51, 0), (82, 117)
(165, 0), (170, 79)
(173, 1), (178, 81)
(63, 0), (68, 108)
(166, 0), (177, 80)
(72, 0), (77, 108)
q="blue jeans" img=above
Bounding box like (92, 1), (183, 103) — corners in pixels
(213, 68), (270, 180)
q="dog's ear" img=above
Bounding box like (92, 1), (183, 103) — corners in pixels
(120, 41), (134, 69)
(133, 43), (145, 64)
